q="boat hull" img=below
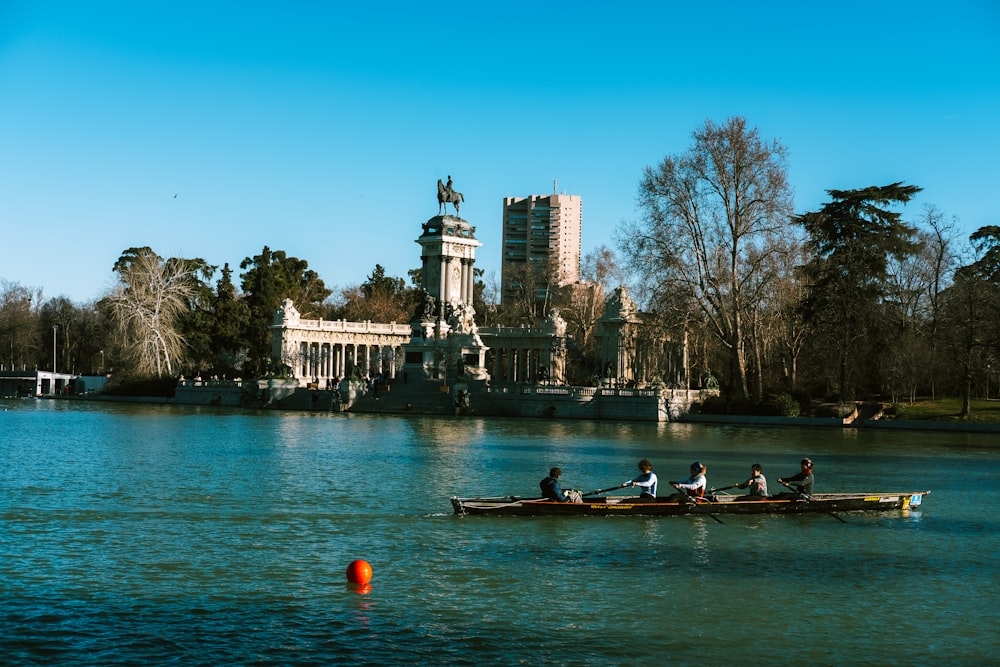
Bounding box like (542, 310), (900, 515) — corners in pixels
(450, 491), (929, 517)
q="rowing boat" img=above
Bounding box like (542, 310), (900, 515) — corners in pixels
(450, 491), (929, 517)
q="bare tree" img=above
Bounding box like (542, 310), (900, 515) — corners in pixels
(742, 237), (805, 399)
(557, 245), (623, 358)
(917, 205), (961, 398)
(944, 226), (1000, 415)
(105, 248), (198, 377)
(882, 234), (934, 403)
(0, 281), (43, 371)
(496, 261), (558, 326)
(581, 245), (625, 289)
(623, 117), (794, 399)
(771, 244), (811, 389)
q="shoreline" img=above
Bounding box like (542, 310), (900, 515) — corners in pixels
(678, 412), (1000, 433)
(24, 392), (1000, 434)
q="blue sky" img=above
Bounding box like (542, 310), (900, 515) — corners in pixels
(2, 1), (998, 304)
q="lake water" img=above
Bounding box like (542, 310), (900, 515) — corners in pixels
(1, 399), (998, 665)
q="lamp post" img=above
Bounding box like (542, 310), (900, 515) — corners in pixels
(52, 325), (58, 374)
(99, 350), (104, 374)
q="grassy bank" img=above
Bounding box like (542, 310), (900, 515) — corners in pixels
(890, 398), (1000, 424)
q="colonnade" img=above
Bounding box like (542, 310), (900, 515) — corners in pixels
(295, 341), (403, 383)
(480, 326), (566, 385)
(271, 298), (411, 385)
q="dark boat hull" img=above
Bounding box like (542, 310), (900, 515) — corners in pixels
(450, 491), (929, 517)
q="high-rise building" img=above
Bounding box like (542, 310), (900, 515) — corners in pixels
(500, 193), (582, 306)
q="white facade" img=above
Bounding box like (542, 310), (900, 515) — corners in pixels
(271, 299), (410, 382)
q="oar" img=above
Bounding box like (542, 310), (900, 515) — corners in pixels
(690, 494), (725, 524)
(707, 483), (740, 494)
(671, 485), (724, 524)
(581, 483), (630, 497)
(778, 481), (848, 523)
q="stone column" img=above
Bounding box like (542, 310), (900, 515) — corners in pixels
(438, 256), (448, 320)
(460, 259), (471, 304)
(468, 260), (474, 304)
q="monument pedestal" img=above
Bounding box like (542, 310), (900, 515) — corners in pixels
(403, 319), (488, 385)
(403, 212), (489, 392)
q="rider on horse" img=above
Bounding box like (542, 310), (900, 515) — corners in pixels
(437, 175), (464, 215)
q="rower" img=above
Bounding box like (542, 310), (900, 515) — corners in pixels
(773, 458), (815, 499)
(735, 463), (768, 499)
(623, 459), (658, 501)
(667, 461), (708, 502)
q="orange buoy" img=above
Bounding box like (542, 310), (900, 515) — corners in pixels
(346, 559), (373, 585)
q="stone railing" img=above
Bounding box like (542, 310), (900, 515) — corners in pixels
(280, 319), (411, 335)
(487, 384), (664, 399)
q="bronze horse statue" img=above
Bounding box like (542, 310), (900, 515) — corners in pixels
(437, 179), (464, 216)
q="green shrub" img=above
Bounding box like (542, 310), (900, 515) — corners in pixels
(761, 392), (801, 417)
(789, 387), (812, 415)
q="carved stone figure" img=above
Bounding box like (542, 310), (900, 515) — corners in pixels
(412, 288), (437, 322)
(437, 176), (465, 216)
(603, 285), (638, 321)
(274, 298), (300, 325)
(448, 300), (477, 334)
(542, 308), (567, 336)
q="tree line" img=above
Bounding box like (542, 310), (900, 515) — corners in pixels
(2, 116), (997, 412)
(620, 116), (1000, 415)
(0, 247), (441, 384)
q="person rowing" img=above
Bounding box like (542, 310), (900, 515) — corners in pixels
(667, 461), (707, 503)
(735, 463), (768, 499)
(622, 458), (658, 501)
(539, 467), (582, 503)
(773, 458), (814, 499)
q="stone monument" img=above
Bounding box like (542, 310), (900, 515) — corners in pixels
(403, 176), (489, 387)
(595, 285), (641, 386)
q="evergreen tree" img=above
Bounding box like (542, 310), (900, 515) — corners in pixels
(239, 246), (330, 375)
(795, 182), (922, 402)
(210, 263), (250, 376)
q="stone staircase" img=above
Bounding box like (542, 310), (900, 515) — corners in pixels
(348, 378), (458, 415)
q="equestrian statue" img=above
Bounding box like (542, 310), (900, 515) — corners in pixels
(437, 175), (464, 216)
